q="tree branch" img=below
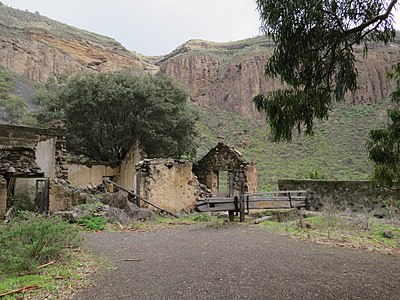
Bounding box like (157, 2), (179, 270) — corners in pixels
(346, 0), (398, 34)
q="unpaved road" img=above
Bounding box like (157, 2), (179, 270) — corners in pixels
(73, 224), (400, 300)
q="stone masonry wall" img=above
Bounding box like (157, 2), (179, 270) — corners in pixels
(0, 124), (67, 179)
(137, 159), (200, 212)
(278, 179), (400, 214)
(0, 178), (6, 219)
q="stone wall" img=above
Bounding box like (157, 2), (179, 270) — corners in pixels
(278, 179), (400, 213)
(194, 142), (258, 196)
(0, 178), (6, 219)
(245, 164), (258, 195)
(0, 124), (67, 179)
(68, 142), (143, 191)
(119, 141), (143, 192)
(137, 159), (200, 212)
(68, 163), (120, 188)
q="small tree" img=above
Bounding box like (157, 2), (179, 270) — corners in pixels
(367, 63), (400, 186)
(37, 71), (197, 161)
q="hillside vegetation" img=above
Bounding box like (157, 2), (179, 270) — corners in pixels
(196, 100), (392, 190)
(0, 3), (121, 47)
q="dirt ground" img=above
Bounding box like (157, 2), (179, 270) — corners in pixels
(72, 223), (400, 300)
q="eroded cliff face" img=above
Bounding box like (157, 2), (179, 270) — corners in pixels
(0, 5), (152, 82)
(158, 38), (400, 117)
(0, 34), (152, 83)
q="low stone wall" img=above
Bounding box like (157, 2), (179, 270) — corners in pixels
(278, 179), (400, 213)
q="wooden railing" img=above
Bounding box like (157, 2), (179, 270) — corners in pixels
(196, 190), (309, 222)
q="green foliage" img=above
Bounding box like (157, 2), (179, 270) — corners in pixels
(367, 63), (400, 186)
(37, 71), (198, 161)
(254, 0), (397, 141)
(192, 213), (212, 222)
(0, 68), (29, 124)
(11, 185), (36, 211)
(308, 170), (326, 180)
(77, 215), (107, 231)
(0, 213), (81, 274)
(196, 100), (389, 190)
(259, 211), (400, 252)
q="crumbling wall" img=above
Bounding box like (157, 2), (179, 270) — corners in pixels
(0, 178), (6, 219)
(137, 159), (199, 212)
(244, 163), (258, 195)
(0, 124), (67, 179)
(68, 163), (119, 188)
(278, 179), (400, 214)
(119, 141), (143, 192)
(48, 178), (90, 211)
(193, 142), (258, 196)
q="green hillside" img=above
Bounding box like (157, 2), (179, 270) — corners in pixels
(195, 100), (392, 191)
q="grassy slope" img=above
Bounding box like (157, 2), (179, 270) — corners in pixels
(0, 3), (120, 46)
(195, 99), (392, 191)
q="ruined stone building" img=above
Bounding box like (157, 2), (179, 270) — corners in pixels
(193, 142), (257, 197)
(135, 159), (200, 212)
(0, 123), (67, 217)
(68, 141), (143, 192)
(0, 126), (258, 217)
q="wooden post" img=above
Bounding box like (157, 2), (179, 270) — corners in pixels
(239, 177), (245, 222)
(228, 211), (235, 222)
(135, 172), (141, 207)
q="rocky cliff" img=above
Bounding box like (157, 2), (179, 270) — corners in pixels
(0, 4), (154, 83)
(1, 3), (399, 118)
(157, 37), (400, 117)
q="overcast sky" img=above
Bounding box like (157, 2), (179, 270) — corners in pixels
(1, 0), (263, 56)
(1, 1), (399, 56)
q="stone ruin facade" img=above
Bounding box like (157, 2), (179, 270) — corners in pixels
(136, 159), (201, 212)
(0, 123), (67, 218)
(193, 142), (257, 197)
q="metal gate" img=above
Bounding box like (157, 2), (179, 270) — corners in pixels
(35, 179), (49, 213)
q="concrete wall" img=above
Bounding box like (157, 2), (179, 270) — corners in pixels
(137, 159), (199, 212)
(278, 179), (400, 213)
(68, 163), (119, 188)
(0, 178), (6, 219)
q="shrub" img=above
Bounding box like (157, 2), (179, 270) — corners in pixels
(0, 212), (81, 274)
(77, 215), (107, 231)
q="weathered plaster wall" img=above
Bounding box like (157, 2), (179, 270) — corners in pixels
(36, 138), (56, 178)
(119, 141), (142, 192)
(278, 179), (400, 213)
(68, 163), (119, 188)
(137, 159), (199, 212)
(0, 178), (6, 219)
(245, 164), (258, 195)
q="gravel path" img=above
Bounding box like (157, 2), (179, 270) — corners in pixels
(73, 224), (400, 300)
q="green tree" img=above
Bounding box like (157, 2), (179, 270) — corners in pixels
(367, 63), (400, 186)
(254, 0), (398, 141)
(38, 71), (197, 161)
(0, 68), (29, 124)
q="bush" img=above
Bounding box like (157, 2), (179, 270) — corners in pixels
(77, 215), (107, 231)
(0, 212), (81, 274)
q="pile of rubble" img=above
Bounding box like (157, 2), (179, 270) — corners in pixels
(52, 179), (154, 224)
